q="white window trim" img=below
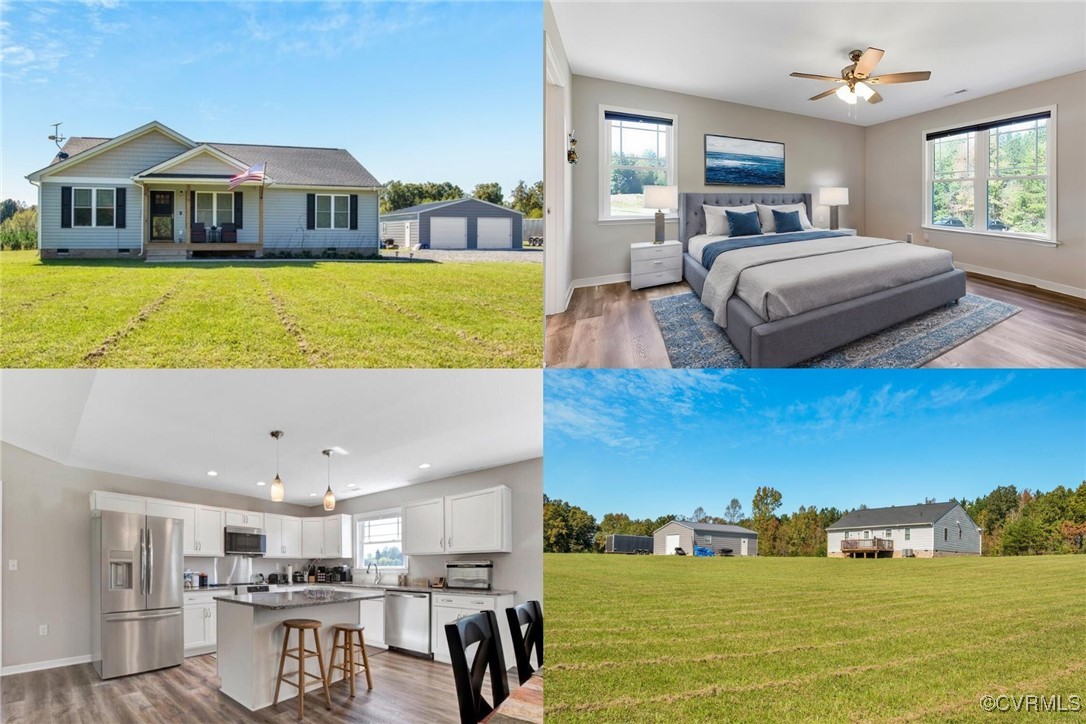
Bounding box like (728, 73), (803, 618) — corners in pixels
(598, 104), (678, 224)
(195, 191), (235, 228)
(352, 508), (408, 572)
(72, 187), (115, 228)
(316, 193), (350, 230)
(922, 105), (1057, 246)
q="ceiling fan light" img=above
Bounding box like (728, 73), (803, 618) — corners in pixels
(270, 475), (285, 502)
(836, 85), (858, 104)
(323, 486), (336, 511)
(854, 82), (875, 100)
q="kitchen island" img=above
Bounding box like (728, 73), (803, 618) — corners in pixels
(215, 589), (385, 711)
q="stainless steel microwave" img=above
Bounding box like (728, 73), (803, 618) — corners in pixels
(224, 526), (266, 556)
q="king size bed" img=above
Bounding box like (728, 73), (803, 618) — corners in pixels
(679, 192), (967, 368)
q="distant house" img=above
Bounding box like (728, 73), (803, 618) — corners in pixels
(826, 501), (982, 558)
(26, 120), (381, 259)
(653, 520), (758, 556)
(380, 198), (524, 250)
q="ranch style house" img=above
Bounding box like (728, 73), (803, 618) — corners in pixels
(827, 501), (982, 558)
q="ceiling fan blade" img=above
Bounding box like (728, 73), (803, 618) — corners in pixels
(808, 87), (839, 101)
(867, 90), (884, 104)
(790, 72), (845, 82)
(869, 71), (932, 85)
(853, 47), (885, 77)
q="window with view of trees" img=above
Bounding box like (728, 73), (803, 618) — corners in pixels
(600, 108), (675, 219)
(354, 510), (405, 569)
(926, 110), (1053, 240)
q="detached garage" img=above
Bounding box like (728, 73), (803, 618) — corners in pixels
(653, 520), (759, 556)
(380, 198), (524, 250)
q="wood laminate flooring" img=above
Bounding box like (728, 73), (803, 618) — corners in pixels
(545, 274), (1086, 368)
(1, 649), (464, 723)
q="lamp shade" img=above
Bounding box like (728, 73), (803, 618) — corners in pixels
(643, 185), (678, 210)
(819, 187), (849, 206)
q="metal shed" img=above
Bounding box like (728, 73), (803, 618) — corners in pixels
(653, 520), (759, 556)
(380, 198), (524, 250)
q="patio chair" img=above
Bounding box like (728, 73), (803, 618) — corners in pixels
(221, 223), (237, 243)
(191, 222), (207, 243)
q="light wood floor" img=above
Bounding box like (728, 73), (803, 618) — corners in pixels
(0, 649), (463, 723)
(545, 273), (1086, 368)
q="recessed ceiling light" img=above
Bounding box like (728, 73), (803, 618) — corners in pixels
(347, 483), (357, 488)
(207, 470), (218, 477)
(309, 493), (317, 497)
(256, 481), (266, 487)
(418, 463), (431, 469)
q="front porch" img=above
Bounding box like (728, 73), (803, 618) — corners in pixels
(140, 181), (265, 259)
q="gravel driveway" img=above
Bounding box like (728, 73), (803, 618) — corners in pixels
(378, 248), (542, 263)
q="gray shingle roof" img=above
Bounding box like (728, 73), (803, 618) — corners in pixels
(51, 137), (380, 187)
(381, 199), (466, 217)
(826, 502), (959, 530)
(673, 521), (758, 537)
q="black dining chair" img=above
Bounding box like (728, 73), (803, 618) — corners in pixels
(445, 609), (509, 724)
(505, 600), (543, 685)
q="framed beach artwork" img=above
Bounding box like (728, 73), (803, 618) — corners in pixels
(704, 134), (785, 186)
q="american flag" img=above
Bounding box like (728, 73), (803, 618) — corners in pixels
(229, 162), (266, 190)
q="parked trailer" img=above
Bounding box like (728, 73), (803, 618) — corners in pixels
(606, 534), (655, 554)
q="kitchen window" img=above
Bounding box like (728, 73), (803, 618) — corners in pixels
(924, 107), (1055, 243)
(599, 106), (676, 221)
(195, 191), (234, 227)
(316, 194), (350, 229)
(73, 187), (114, 227)
(353, 509), (406, 570)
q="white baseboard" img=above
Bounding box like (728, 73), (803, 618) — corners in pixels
(1, 653), (92, 676)
(957, 262), (1086, 299)
(572, 272), (630, 289)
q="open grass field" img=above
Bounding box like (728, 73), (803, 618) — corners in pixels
(0, 251), (542, 367)
(544, 553), (1086, 722)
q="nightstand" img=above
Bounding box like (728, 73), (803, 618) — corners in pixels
(630, 240), (682, 290)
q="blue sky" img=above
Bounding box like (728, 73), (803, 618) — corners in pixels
(0, 1), (541, 204)
(544, 370), (1086, 520)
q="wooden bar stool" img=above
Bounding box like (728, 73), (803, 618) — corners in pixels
(273, 618), (332, 719)
(330, 623), (372, 696)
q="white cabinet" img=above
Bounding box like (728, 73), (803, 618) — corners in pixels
(282, 516), (302, 558)
(431, 592), (515, 665)
(146, 501), (198, 555)
(403, 498), (446, 555)
(183, 592), (218, 655)
(301, 515), (352, 558)
(359, 597), (387, 649)
(224, 510), (263, 528)
(446, 487), (512, 554)
(195, 506), (224, 557)
(89, 491), (147, 515)
(301, 519), (324, 558)
(264, 514), (304, 559)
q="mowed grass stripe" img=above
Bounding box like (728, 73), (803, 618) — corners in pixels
(545, 555), (1086, 722)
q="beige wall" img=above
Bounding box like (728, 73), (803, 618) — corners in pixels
(569, 75), (868, 283)
(865, 71), (1086, 296)
(0, 442), (542, 669)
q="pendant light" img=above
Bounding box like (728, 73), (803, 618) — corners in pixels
(269, 431), (285, 502)
(322, 449), (336, 511)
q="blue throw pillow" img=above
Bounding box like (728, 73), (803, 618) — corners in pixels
(725, 210), (762, 237)
(773, 209), (804, 233)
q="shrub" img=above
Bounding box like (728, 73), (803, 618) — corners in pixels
(0, 207), (38, 250)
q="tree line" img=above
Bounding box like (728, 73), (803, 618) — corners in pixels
(379, 180), (543, 218)
(0, 199), (37, 250)
(544, 481), (1086, 556)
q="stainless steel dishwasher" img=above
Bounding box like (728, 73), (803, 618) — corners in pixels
(384, 591), (431, 656)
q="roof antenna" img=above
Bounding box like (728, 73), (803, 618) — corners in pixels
(48, 122), (69, 159)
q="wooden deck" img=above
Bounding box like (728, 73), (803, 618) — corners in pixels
(841, 538), (894, 558)
(146, 242), (263, 260)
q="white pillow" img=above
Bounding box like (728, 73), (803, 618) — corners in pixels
(703, 204), (756, 236)
(756, 203), (813, 233)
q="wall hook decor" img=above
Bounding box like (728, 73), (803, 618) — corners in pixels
(567, 131), (578, 164)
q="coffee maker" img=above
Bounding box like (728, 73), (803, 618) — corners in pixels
(329, 564), (352, 583)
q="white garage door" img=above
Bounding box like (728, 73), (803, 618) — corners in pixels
(429, 216), (467, 249)
(665, 534), (680, 555)
(477, 217), (512, 249)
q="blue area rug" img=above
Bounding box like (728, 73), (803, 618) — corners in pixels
(650, 292), (1020, 368)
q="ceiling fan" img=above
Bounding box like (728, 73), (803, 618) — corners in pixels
(790, 47), (931, 105)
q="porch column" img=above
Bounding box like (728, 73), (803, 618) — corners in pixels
(143, 187), (149, 248)
(184, 185), (191, 243)
(258, 186), (265, 248)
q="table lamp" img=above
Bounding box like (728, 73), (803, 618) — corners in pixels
(643, 185), (678, 243)
(819, 187), (849, 230)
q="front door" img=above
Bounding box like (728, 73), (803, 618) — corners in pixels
(150, 191), (174, 241)
(741, 538), (749, 556)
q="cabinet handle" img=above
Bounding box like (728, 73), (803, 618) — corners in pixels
(448, 537), (452, 548)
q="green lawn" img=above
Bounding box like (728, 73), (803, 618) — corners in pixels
(0, 251), (542, 367)
(545, 554), (1086, 722)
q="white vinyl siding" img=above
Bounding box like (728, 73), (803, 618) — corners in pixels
(933, 506), (982, 554)
(828, 527), (936, 555)
(262, 188), (379, 250)
(315, 194), (349, 230)
(54, 130), (190, 178)
(39, 182), (141, 250)
(164, 153), (242, 176)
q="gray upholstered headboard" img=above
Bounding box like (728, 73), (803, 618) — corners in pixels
(679, 192), (813, 250)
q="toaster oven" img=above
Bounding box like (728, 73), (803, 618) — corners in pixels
(445, 560), (494, 590)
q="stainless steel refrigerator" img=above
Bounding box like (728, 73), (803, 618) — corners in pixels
(91, 510), (184, 679)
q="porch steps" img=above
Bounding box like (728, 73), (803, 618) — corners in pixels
(145, 246), (189, 261)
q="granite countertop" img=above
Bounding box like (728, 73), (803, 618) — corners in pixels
(215, 590), (385, 610)
(275, 582), (517, 597)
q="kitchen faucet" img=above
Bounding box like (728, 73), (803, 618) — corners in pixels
(366, 562), (382, 585)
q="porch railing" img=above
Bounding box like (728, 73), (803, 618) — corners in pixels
(841, 538), (893, 552)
